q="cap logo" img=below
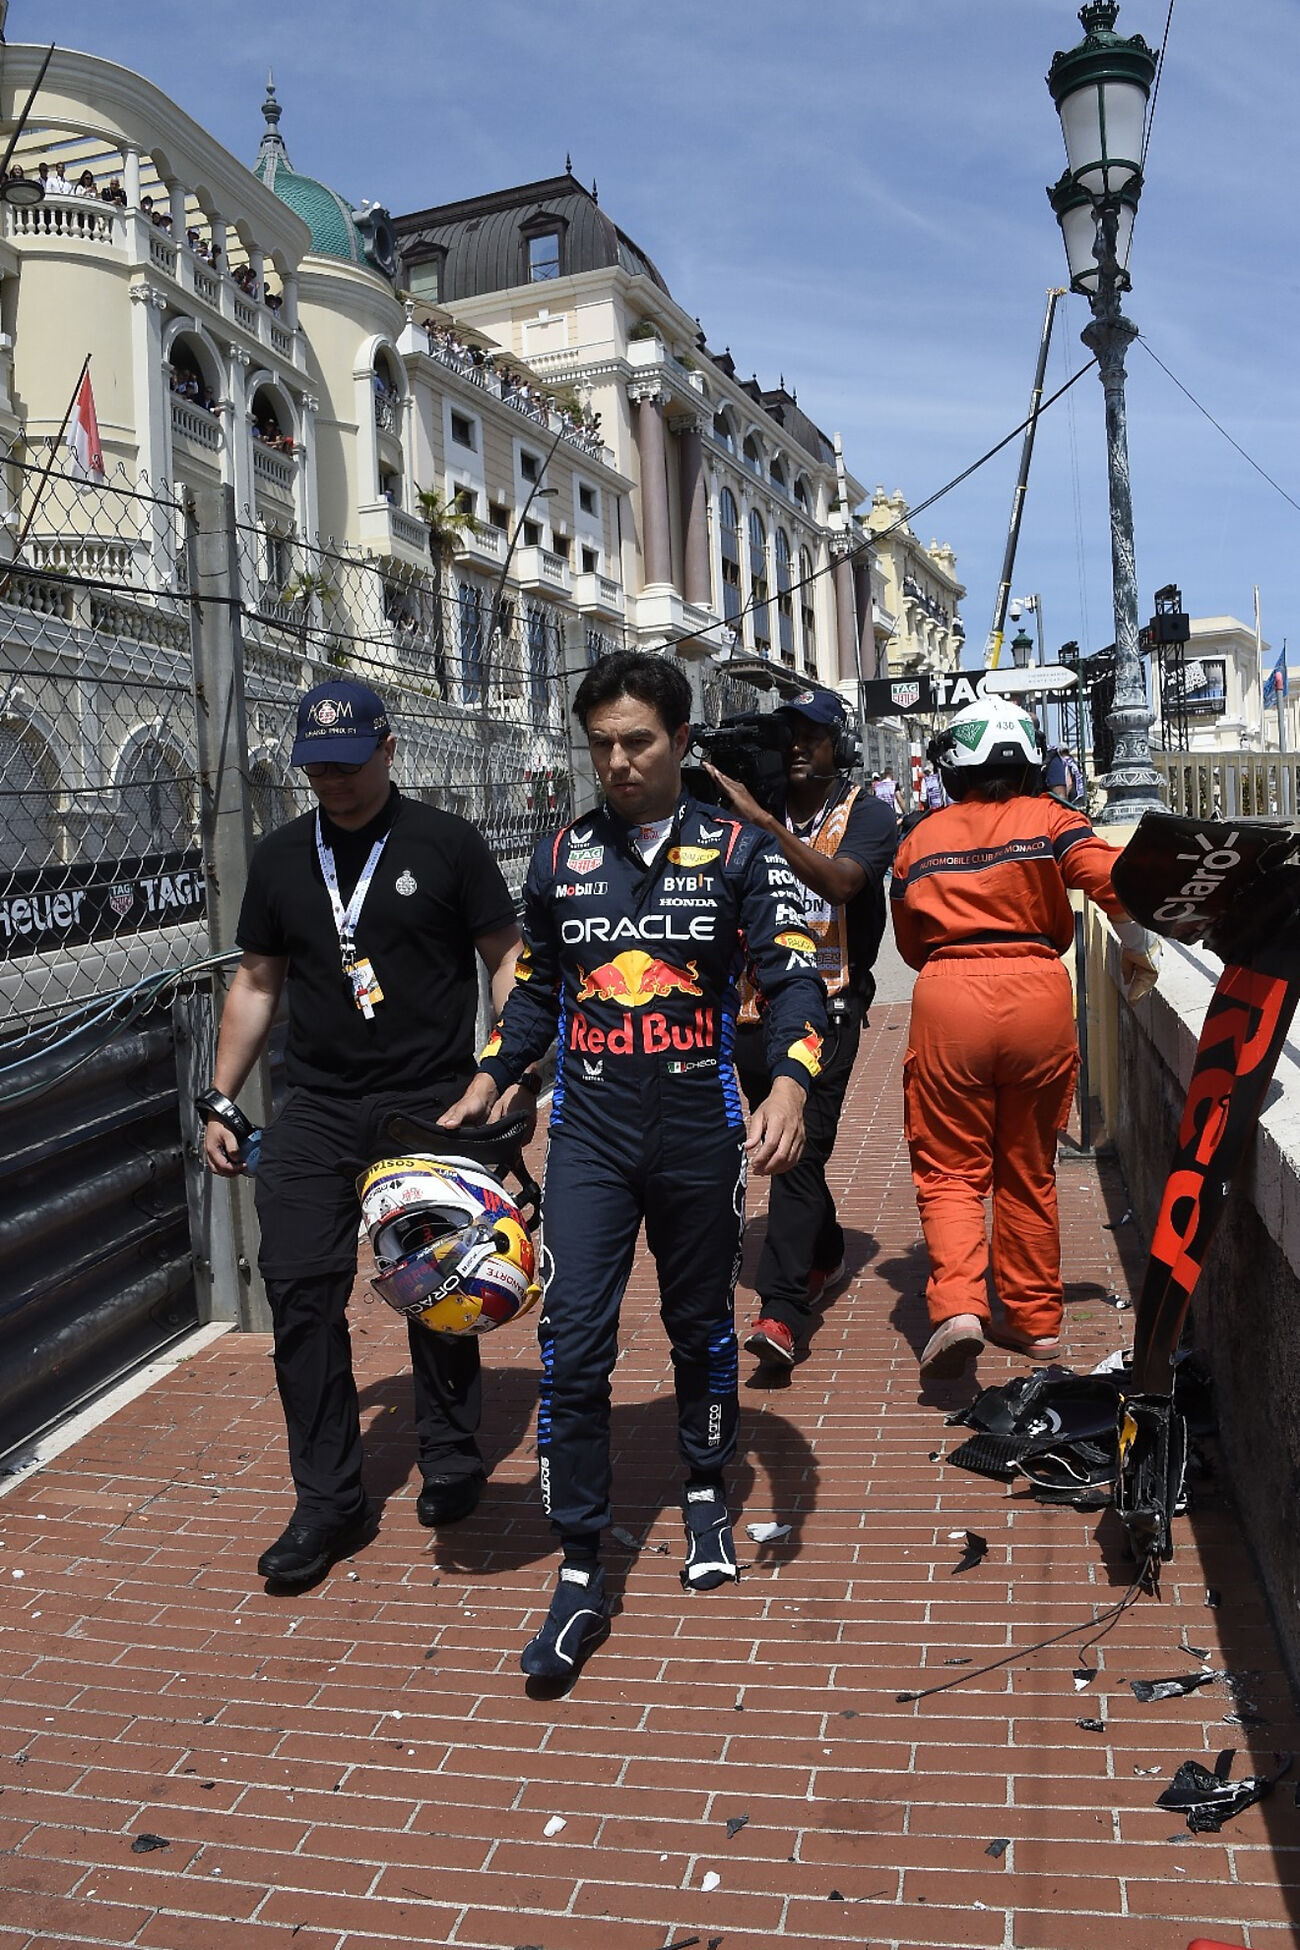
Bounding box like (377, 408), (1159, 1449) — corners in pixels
(794, 690), (815, 705)
(313, 699), (347, 727)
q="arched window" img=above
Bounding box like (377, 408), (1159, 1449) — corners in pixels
(742, 434), (764, 477)
(118, 737), (194, 857)
(718, 488), (741, 625)
(712, 412), (734, 452)
(775, 528), (794, 664)
(770, 458), (787, 493)
(799, 547), (817, 674)
(458, 580), (485, 705)
(168, 335), (219, 416)
(250, 384), (292, 452)
(794, 476), (811, 512)
(748, 509), (770, 655)
(0, 721), (57, 873)
(249, 757), (290, 838)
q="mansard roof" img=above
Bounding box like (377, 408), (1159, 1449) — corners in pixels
(392, 172), (670, 301)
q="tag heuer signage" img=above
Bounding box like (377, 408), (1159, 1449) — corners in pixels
(0, 850), (207, 956)
(861, 667), (1077, 718)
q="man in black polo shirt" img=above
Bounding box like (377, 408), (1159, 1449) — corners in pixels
(706, 688), (898, 1370)
(202, 679), (531, 1588)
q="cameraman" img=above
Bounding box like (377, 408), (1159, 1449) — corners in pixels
(705, 689), (898, 1369)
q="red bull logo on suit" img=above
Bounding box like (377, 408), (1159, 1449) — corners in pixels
(570, 951), (713, 1059)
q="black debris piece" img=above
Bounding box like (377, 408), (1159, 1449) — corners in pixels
(1104, 1290), (1132, 1310)
(943, 1657), (972, 1667)
(664, 1939), (701, 1950)
(952, 1530), (988, 1575)
(610, 1526), (641, 1551)
(1131, 1671), (1216, 1704)
(985, 1838), (1010, 1858)
(423, 1649), (438, 1660)
(1073, 1667), (1097, 1688)
(708, 1940), (725, 1950)
(725, 1815), (748, 1839)
(130, 1833), (170, 1854)
(1180, 1636), (1210, 1660)
(928, 1451), (941, 1462)
(828, 1889), (844, 1900)
(1205, 1588), (1221, 1608)
(1156, 1748), (1292, 1833)
(200, 1781), (215, 1790)
(1077, 1718), (1106, 1733)
(840, 1708), (858, 1719)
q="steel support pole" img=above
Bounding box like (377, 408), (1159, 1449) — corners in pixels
(1082, 243), (1164, 823)
(188, 484), (271, 1332)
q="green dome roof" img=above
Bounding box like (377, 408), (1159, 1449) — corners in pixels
(253, 76), (366, 265)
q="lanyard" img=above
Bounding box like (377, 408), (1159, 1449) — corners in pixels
(785, 782), (842, 848)
(315, 812), (390, 967)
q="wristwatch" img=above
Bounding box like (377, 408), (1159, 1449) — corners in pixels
(194, 1087), (254, 1145)
(518, 1070), (544, 1096)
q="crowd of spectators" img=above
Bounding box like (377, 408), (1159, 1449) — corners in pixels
(168, 364), (218, 415)
(423, 321), (604, 453)
(251, 411), (294, 454)
(16, 157), (285, 314)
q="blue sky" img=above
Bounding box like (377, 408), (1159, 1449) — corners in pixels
(26, 0), (1300, 680)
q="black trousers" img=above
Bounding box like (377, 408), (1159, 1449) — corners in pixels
(253, 1081), (482, 1523)
(536, 1119), (746, 1537)
(736, 995), (865, 1339)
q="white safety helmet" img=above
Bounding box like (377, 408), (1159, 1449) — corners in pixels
(930, 699), (1043, 790)
(358, 1154), (541, 1336)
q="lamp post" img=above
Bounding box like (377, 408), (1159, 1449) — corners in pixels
(1047, 0), (1164, 822)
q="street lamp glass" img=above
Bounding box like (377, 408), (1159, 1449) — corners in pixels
(1053, 181), (1137, 292)
(1057, 77), (1149, 199)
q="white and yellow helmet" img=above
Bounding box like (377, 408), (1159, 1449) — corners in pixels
(358, 1154), (540, 1336)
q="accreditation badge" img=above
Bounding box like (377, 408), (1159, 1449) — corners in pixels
(345, 956), (384, 1019)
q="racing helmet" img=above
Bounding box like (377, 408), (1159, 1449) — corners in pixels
(358, 1154), (541, 1336)
(928, 699), (1044, 794)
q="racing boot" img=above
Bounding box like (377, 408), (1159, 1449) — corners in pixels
(520, 1563), (609, 1680)
(680, 1479), (739, 1592)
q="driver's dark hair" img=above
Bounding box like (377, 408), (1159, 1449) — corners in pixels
(573, 650), (693, 735)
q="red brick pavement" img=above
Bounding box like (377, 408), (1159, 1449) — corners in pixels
(2, 1003), (1299, 1950)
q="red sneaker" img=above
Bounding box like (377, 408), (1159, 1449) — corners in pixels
(807, 1258), (848, 1305)
(744, 1317), (797, 1368)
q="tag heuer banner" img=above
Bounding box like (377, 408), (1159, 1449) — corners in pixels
(0, 850), (207, 957)
(861, 667), (1078, 717)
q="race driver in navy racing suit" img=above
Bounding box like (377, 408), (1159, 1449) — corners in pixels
(445, 652), (827, 1680)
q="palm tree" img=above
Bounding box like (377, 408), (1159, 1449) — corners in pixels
(280, 570), (340, 665)
(415, 486), (480, 693)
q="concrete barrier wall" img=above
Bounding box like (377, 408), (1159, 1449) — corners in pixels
(1087, 913), (1300, 1687)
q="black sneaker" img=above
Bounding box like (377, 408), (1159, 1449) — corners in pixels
(416, 1472), (484, 1527)
(680, 1484), (739, 1592)
(256, 1501), (376, 1588)
(520, 1564), (610, 1680)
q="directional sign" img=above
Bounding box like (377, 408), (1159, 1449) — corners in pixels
(982, 665), (1079, 696)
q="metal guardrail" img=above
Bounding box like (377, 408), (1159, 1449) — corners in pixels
(0, 1006), (197, 1459)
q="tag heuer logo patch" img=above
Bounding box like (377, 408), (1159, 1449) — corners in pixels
(395, 870), (417, 896)
(567, 846), (604, 875)
(890, 681), (921, 710)
(109, 883), (134, 917)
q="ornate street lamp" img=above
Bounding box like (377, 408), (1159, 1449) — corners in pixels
(1047, 0), (1163, 821)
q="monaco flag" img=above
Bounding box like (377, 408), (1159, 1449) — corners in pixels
(66, 369), (105, 485)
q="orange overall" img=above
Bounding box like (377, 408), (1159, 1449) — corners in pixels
(891, 795), (1124, 1340)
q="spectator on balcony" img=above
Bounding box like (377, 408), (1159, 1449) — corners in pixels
(75, 169), (98, 198)
(265, 288), (283, 315)
(101, 176), (127, 207)
(47, 163), (74, 196)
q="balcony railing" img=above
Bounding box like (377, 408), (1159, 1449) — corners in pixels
(572, 570), (625, 619)
(514, 546), (570, 593)
(170, 396), (222, 453)
(373, 391), (401, 435)
(252, 443), (295, 493)
(6, 194), (119, 246)
(424, 338), (607, 461)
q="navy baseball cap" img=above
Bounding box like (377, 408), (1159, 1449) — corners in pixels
(776, 687), (848, 730)
(291, 680), (391, 766)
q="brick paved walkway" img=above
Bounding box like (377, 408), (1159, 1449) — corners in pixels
(3, 1005), (1299, 1950)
